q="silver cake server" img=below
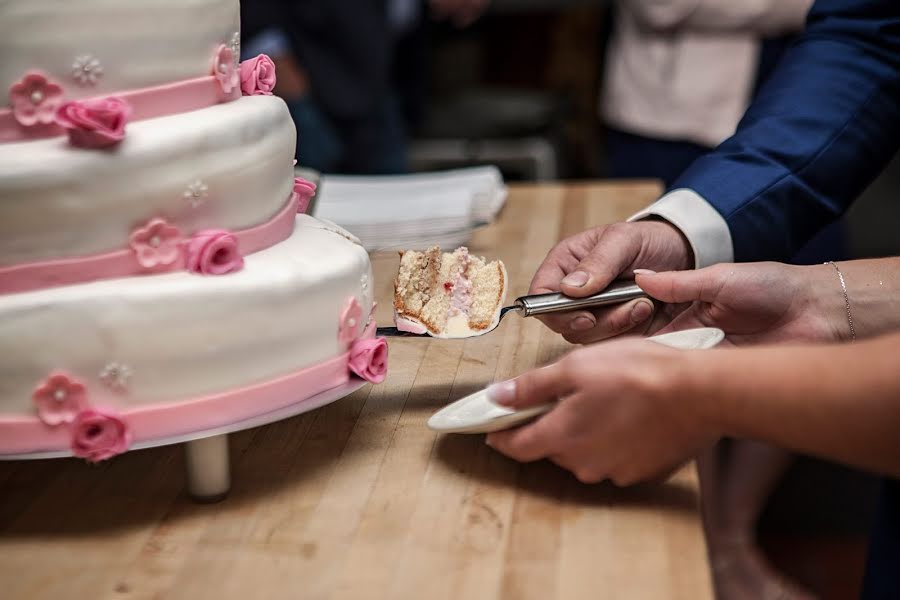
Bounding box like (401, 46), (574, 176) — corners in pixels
(377, 280), (647, 337)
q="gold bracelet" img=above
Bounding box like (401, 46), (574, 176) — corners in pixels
(826, 261), (856, 342)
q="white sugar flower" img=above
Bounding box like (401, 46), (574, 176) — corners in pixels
(184, 179), (209, 208)
(72, 55), (103, 86)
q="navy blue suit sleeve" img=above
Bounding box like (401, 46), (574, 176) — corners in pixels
(671, 0), (900, 262)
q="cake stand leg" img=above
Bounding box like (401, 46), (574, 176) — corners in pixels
(184, 434), (231, 503)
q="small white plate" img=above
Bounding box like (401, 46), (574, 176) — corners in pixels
(642, 327), (725, 350)
(427, 327), (725, 434)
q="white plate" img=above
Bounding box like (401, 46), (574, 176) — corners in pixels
(642, 327), (725, 350)
(427, 327), (725, 434)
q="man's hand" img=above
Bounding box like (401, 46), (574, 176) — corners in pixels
(270, 53), (310, 102)
(484, 339), (716, 486)
(635, 262), (844, 345)
(528, 220), (693, 344)
(429, 0), (489, 27)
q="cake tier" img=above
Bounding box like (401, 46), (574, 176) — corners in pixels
(0, 215), (374, 454)
(0, 95), (295, 270)
(0, 0), (239, 102)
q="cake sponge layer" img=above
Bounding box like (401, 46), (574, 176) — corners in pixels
(394, 246), (506, 338)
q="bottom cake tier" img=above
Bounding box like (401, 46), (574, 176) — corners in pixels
(0, 215), (379, 456)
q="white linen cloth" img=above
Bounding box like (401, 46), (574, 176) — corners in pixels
(313, 166), (507, 252)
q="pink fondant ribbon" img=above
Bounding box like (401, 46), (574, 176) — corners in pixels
(0, 75), (241, 144)
(0, 192), (299, 295)
(0, 323), (377, 455)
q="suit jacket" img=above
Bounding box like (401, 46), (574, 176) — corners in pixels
(670, 0), (900, 262)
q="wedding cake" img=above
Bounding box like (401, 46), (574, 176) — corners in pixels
(0, 0), (387, 463)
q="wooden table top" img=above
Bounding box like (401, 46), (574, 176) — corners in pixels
(0, 181), (713, 600)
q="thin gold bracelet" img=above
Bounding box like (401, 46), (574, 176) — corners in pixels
(826, 261), (856, 342)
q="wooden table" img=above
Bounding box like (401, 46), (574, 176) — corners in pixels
(0, 182), (713, 600)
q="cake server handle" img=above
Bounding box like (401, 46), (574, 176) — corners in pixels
(512, 281), (647, 318)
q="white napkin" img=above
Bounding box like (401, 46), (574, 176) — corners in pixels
(312, 166), (507, 251)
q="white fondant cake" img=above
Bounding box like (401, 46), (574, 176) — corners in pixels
(0, 216), (372, 410)
(0, 96), (295, 265)
(0, 0), (240, 101)
(0, 1), (387, 462)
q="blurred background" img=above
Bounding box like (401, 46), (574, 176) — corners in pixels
(240, 1), (900, 597)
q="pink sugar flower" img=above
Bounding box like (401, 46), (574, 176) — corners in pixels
(186, 229), (244, 275)
(339, 297), (364, 345)
(130, 218), (183, 270)
(240, 54), (277, 96)
(55, 96), (131, 148)
(212, 44), (239, 95)
(294, 177), (317, 214)
(348, 337), (388, 384)
(32, 371), (89, 426)
(9, 72), (64, 127)
(70, 408), (131, 462)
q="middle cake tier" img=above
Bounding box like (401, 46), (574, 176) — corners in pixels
(0, 215), (374, 448)
(0, 95), (296, 269)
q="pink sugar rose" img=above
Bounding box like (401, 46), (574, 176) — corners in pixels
(32, 371), (89, 426)
(130, 218), (183, 270)
(348, 337), (389, 384)
(240, 54), (277, 96)
(9, 72), (64, 127)
(339, 297), (364, 345)
(186, 229), (244, 275)
(70, 408), (131, 463)
(55, 96), (131, 149)
(212, 44), (239, 95)
(294, 177), (317, 214)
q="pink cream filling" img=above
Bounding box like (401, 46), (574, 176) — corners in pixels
(447, 248), (473, 318)
(394, 313), (428, 334)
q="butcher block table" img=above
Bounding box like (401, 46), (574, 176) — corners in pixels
(0, 181), (713, 600)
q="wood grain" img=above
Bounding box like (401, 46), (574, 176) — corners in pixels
(0, 181), (713, 600)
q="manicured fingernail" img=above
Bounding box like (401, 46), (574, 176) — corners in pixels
(487, 380), (516, 406)
(633, 269), (656, 276)
(631, 300), (653, 323)
(570, 316), (595, 331)
(561, 271), (590, 288)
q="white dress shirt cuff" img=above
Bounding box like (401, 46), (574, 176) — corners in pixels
(627, 188), (734, 268)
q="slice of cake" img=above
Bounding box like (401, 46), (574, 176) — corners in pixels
(394, 246), (507, 338)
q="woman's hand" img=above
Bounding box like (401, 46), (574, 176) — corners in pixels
(487, 330), (900, 483)
(485, 339), (717, 486)
(636, 262), (845, 345)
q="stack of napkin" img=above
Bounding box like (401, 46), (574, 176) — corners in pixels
(311, 166), (507, 252)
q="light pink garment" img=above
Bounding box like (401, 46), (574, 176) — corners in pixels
(601, 0), (813, 147)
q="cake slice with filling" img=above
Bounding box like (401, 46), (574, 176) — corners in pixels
(394, 246), (507, 338)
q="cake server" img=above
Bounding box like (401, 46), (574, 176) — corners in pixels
(377, 280), (647, 337)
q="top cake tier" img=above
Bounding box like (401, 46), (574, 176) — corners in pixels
(0, 0), (240, 101)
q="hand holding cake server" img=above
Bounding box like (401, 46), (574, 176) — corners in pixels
(487, 0), (900, 475)
(480, 2), (900, 593)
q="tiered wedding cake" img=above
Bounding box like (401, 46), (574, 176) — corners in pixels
(0, 0), (387, 467)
